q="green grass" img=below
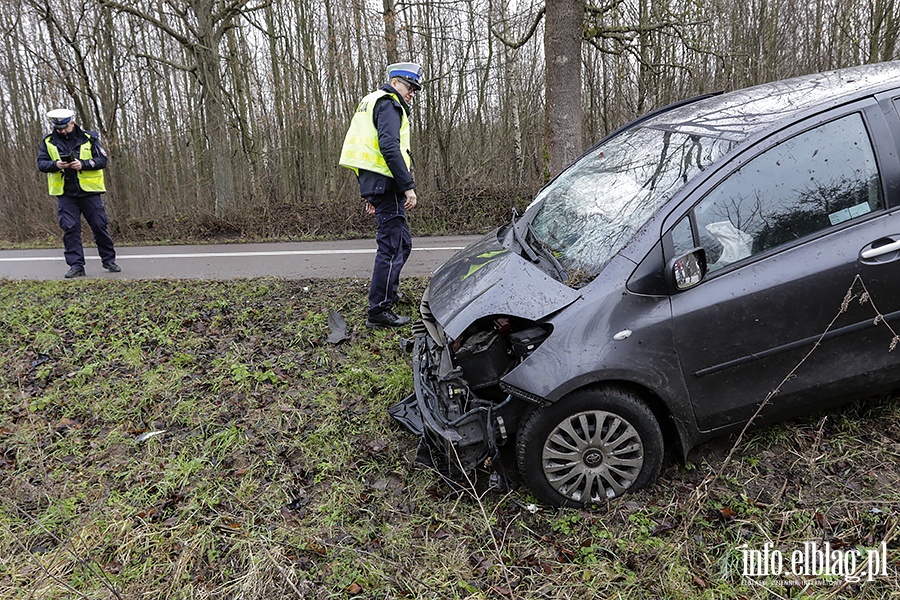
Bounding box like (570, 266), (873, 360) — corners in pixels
(0, 278), (897, 599)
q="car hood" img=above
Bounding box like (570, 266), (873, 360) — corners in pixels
(427, 230), (582, 339)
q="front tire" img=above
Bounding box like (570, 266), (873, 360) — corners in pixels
(516, 387), (664, 507)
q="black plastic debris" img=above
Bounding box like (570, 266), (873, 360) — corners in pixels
(30, 353), (50, 368)
(387, 393), (423, 436)
(326, 310), (349, 344)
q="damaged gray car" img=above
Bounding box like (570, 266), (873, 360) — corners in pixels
(391, 62), (900, 507)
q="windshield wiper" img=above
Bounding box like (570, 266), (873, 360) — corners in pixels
(526, 223), (568, 282)
(510, 208), (539, 263)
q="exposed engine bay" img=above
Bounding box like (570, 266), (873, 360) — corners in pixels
(391, 302), (551, 479)
(443, 315), (549, 396)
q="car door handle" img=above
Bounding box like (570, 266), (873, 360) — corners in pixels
(860, 239), (900, 259)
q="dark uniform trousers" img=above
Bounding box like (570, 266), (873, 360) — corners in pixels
(57, 193), (116, 268)
(368, 191), (412, 317)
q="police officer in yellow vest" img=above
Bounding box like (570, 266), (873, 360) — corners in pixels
(340, 62), (423, 328)
(37, 109), (120, 278)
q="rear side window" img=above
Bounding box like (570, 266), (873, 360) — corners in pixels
(675, 113), (883, 273)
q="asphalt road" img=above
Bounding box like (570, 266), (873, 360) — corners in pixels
(0, 235), (484, 281)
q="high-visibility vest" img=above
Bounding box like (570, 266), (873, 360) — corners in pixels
(44, 134), (106, 195)
(339, 90), (411, 177)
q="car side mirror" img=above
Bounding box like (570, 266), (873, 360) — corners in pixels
(669, 248), (707, 291)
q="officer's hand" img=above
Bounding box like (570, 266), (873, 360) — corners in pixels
(69, 160), (83, 171)
(365, 201), (375, 215)
(55, 160), (69, 170)
(404, 190), (417, 209)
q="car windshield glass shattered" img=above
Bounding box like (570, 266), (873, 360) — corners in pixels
(530, 126), (734, 281)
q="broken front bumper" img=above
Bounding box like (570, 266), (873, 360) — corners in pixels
(389, 330), (519, 479)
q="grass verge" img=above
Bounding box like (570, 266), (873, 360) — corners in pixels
(0, 278), (897, 599)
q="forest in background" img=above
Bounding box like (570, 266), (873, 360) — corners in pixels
(0, 0), (897, 245)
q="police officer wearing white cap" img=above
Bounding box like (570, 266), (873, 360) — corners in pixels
(37, 109), (120, 278)
(340, 62), (424, 328)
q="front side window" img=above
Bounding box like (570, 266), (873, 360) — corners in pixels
(675, 113), (883, 273)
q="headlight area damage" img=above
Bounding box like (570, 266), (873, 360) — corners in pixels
(389, 310), (550, 482)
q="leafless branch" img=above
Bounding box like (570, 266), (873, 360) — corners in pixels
(490, 6), (545, 49)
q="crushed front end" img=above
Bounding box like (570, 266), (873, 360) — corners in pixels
(394, 288), (551, 480)
(389, 228), (580, 481)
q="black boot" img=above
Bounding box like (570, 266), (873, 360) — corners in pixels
(366, 309), (410, 328)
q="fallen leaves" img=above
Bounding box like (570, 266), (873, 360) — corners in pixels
(215, 520), (243, 534)
(54, 418), (81, 433)
(412, 520), (449, 540)
(651, 520), (676, 535)
(365, 439), (388, 453)
(713, 505), (737, 522)
(469, 554), (493, 576)
(3, 278), (899, 598)
(344, 582), (364, 595)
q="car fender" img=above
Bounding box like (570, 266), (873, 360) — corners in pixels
(499, 255), (701, 453)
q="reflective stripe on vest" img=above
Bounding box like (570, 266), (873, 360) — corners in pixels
(339, 89), (411, 177)
(45, 135), (106, 195)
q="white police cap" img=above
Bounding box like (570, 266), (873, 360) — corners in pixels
(47, 108), (75, 129)
(387, 62), (424, 91)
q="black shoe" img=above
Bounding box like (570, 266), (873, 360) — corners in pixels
(102, 262), (121, 273)
(366, 309), (411, 328)
(64, 266), (85, 278)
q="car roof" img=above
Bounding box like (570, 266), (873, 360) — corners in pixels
(643, 61), (900, 142)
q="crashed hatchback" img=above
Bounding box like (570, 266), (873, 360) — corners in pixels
(392, 62), (900, 507)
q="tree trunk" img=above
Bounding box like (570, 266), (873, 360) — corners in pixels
(544, 0), (583, 177)
(383, 0), (398, 64)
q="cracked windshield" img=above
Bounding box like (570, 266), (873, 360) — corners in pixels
(530, 124), (735, 283)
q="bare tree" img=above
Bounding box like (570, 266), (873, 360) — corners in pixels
(0, 0), (897, 244)
(383, 0), (399, 63)
(869, 0), (900, 62)
(545, 0), (584, 176)
(493, 0), (702, 177)
(93, 0), (269, 217)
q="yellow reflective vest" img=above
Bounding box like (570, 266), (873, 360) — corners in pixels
(339, 90), (411, 177)
(44, 134), (106, 195)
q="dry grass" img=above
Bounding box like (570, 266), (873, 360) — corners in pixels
(0, 278), (897, 599)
